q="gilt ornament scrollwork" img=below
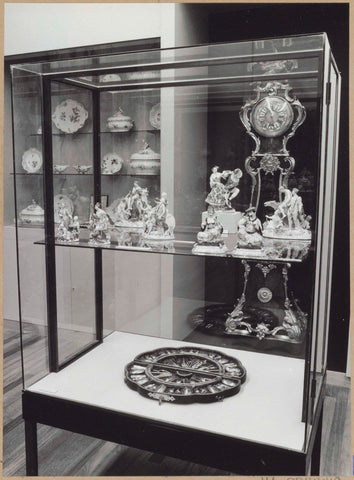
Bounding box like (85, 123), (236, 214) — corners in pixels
(260, 154), (280, 174)
(255, 263), (277, 278)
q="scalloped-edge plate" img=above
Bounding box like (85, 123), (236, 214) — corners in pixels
(149, 103), (160, 130)
(102, 152), (124, 174)
(52, 99), (88, 133)
(22, 148), (42, 173)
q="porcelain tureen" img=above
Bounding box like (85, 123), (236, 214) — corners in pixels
(19, 200), (45, 224)
(107, 108), (134, 132)
(130, 142), (160, 175)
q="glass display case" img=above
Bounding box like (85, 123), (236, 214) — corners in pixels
(11, 33), (341, 475)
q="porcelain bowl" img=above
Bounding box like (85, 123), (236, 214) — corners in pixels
(54, 164), (69, 174)
(74, 165), (92, 174)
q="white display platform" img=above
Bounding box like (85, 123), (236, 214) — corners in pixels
(28, 331), (306, 451)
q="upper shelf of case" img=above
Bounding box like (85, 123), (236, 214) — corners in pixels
(29, 130), (160, 137)
(13, 33), (325, 79)
(11, 35), (325, 100)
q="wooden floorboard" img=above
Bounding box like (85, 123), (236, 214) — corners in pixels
(2, 319), (351, 476)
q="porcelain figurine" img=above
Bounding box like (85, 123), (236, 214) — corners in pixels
(192, 205), (227, 255)
(112, 182), (151, 229)
(88, 203), (111, 246)
(236, 207), (263, 250)
(143, 192), (175, 240)
(263, 186), (311, 240)
(202, 166), (243, 234)
(70, 216), (80, 242)
(56, 201), (74, 242)
(206, 166), (243, 211)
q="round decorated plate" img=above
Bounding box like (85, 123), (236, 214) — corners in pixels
(52, 99), (88, 134)
(125, 346), (246, 404)
(149, 103), (160, 130)
(22, 148), (42, 173)
(101, 152), (124, 174)
(54, 194), (74, 223)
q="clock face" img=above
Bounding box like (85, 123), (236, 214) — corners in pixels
(251, 96), (294, 137)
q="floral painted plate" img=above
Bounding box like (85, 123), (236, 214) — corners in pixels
(149, 103), (160, 130)
(101, 152), (124, 174)
(22, 148), (42, 173)
(52, 99), (88, 133)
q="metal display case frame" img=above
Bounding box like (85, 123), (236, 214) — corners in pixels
(11, 33), (341, 475)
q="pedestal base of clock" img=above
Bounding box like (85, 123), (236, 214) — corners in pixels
(202, 210), (242, 234)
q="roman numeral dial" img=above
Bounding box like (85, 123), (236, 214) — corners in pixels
(251, 96), (294, 137)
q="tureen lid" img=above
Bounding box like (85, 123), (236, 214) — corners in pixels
(20, 200), (44, 216)
(131, 142), (160, 160)
(107, 107), (133, 122)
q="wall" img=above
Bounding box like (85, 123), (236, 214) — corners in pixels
(4, 3), (163, 55)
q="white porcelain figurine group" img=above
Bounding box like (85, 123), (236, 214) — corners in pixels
(107, 182), (175, 241)
(192, 166), (311, 256)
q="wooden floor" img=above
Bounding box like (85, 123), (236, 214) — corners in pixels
(3, 319), (351, 476)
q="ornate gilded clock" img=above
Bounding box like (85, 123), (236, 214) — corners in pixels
(241, 80), (306, 156)
(250, 95), (294, 137)
(240, 81), (306, 210)
(125, 346), (246, 404)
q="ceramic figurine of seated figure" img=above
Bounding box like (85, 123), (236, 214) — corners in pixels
(236, 207), (263, 250)
(88, 203), (111, 246)
(263, 186), (311, 240)
(143, 192), (175, 240)
(111, 182), (151, 229)
(193, 206), (227, 255)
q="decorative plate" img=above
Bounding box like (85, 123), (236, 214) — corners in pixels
(99, 74), (122, 83)
(22, 148), (42, 173)
(101, 152), (124, 174)
(52, 99), (88, 134)
(54, 194), (74, 223)
(149, 103), (160, 130)
(125, 346), (246, 404)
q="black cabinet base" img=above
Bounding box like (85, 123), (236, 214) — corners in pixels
(22, 390), (323, 476)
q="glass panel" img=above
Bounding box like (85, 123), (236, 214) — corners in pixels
(101, 250), (306, 451)
(50, 81), (97, 364)
(305, 58), (341, 445)
(56, 247), (96, 365)
(15, 34), (324, 77)
(97, 63), (323, 451)
(11, 68), (49, 388)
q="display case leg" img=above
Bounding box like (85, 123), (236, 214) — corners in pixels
(310, 406), (323, 475)
(25, 420), (38, 476)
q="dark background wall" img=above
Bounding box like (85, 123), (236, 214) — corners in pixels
(204, 2), (349, 372)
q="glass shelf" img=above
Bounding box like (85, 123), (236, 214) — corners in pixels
(29, 129), (160, 137)
(34, 231), (311, 263)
